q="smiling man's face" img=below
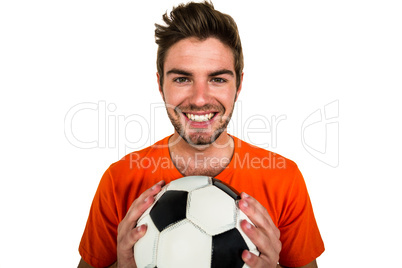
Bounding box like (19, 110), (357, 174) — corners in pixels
(158, 37), (242, 146)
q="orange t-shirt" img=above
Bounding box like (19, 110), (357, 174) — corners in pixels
(79, 135), (324, 267)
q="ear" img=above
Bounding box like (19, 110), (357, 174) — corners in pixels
(156, 72), (165, 101)
(234, 72), (244, 102)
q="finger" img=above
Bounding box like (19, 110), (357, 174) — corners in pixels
(128, 180), (165, 216)
(239, 200), (280, 247)
(241, 219), (281, 262)
(242, 250), (257, 267)
(118, 224), (148, 251)
(240, 192), (274, 226)
(240, 219), (266, 247)
(134, 180), (165, 207)
(242, 249), (273, 268)
(238, 193), (282, 259)
(238, 192), (279, 239)
(129, 224), (148, 244)
(121, 180), (165, 231)
(242, 249), (279, 268)
(240, 219), (275, 255)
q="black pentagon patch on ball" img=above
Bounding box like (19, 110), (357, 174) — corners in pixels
(212, 178), (240, 200)
(149, 190), (188, 232)
(211, 228), (249, 268)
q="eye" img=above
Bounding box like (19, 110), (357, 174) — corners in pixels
(174, 77), (190, 83)
(211, 77), (227, 83)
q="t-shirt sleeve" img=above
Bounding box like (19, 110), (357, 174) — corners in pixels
(277, 166), (325, 267)
(79, 167), (119, 268)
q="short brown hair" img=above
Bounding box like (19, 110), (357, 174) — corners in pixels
(155, 1), (243, 89)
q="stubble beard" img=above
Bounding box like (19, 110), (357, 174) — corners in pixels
(166, 103), (234, 147)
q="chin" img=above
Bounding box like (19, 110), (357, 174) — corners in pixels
(183, 130), (224, 146)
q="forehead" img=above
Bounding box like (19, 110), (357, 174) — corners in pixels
(164, 37), (235, 74)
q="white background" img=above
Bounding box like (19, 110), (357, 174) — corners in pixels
(1, 0), (401, 267)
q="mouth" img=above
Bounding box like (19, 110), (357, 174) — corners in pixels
(184, 112), (216, 122)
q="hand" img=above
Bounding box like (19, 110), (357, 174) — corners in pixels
(238, 192), (282, 268)
(116, 180), (165, 268)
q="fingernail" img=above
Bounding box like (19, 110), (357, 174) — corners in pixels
(245, 221), (252, 229)
(137, 224), (147, 233)
(244, 250), (251, 260)
(144, 196), (149, 203)
(242, 200), (248, 208)
(242, 192), (249, 199)
(152, 180), (165, 190)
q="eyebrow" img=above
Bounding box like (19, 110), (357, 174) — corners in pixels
(209, 69), (234, 77)
(166, 68), (234, 77)
(166, 68), (192, 76)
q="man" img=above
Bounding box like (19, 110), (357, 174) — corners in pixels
(78, 2), (324, 267)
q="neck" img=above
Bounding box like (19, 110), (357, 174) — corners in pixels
(168, 131), (234, 177)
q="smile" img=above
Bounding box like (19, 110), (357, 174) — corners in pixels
(184, 112), (215, 122)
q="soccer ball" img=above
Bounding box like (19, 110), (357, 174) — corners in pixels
(134, 176), (259, 268)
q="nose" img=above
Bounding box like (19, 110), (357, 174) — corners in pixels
(189, 80), (210, 107)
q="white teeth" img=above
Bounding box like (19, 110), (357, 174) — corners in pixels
(186, 113), (214, 122)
